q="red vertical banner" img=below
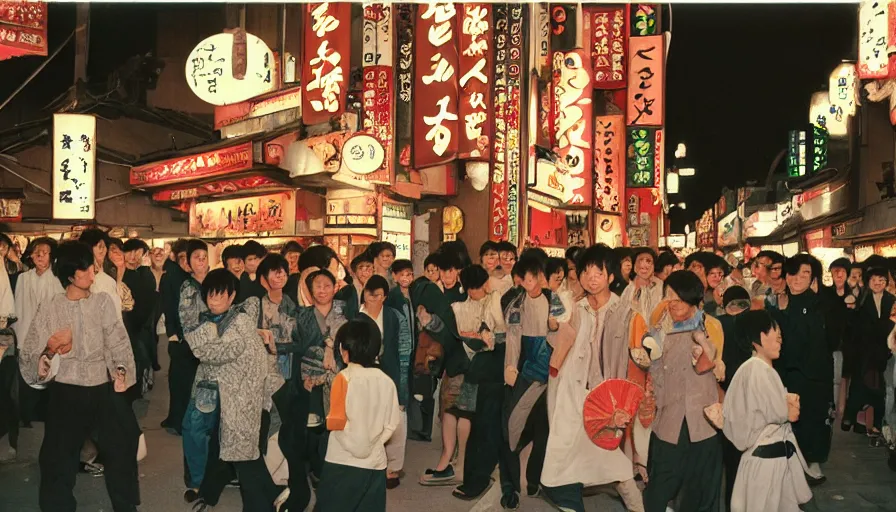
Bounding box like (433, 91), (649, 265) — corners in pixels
(414, 2), (460, 168)
(362, 4), (395, 185)
(302, 2), (351, 125)
(626, 35), (664, 126)
(457, 4), (493, 161)
(552, 49), (593, 206)
(489, 5), (509, 242)
(505, 4), (524, 245)
(589, 6), (627, 90)
(594, 114), (624, 214)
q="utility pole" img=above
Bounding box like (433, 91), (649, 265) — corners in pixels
(72, 3), (90, 107)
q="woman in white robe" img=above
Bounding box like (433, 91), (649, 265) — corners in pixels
(722, 310), (812, 512)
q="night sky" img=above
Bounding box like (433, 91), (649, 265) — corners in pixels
(2, 3), (859, 232)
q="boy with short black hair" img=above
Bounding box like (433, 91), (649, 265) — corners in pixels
(368, 241), (397, 282)
(423, 254), (440, 284)
(335, 252), (375, 320)
(317, 320), (400, 512)
(438, 252), (467, 304)
(221, 245), (246, 280)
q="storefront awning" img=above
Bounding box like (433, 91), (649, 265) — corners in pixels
(833, 197), (896, 244)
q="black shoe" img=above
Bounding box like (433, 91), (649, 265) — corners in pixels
(853, 424), (868, 435)
(152, 363), (162, 372)
(526, 484), (541, 498)
(184, 489), (199, 504)
(500, 491), (520, 510)
(192, 498), (210, 512)
(840, 420), (852, 432)
(805, 473), (827, 487)
(386, 477), (400, 490)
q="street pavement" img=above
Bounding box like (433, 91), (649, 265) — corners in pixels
(2, 342), (896, 511)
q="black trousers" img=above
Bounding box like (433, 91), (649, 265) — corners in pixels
(644, 421), (722, 512)
(845, 372), (885, 431)
(283, 384), (312, 512)
(314, 462), (386, 512)
(409, 375), (436, 440)
(17, 367), (45, 424)
(200, 409), (277, 510)
(0, 356), (19, 450)
(785, 373), (833, 463)
(39, 382), (140, 512)
(164, 340), (198, 431)
(505, 384), (549, 494)
(721, 433), (742, 512)
(457, 381), (514, 497)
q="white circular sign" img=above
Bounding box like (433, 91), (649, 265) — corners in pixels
(342, 134), (385, 175)
(185, 32), (275, 106)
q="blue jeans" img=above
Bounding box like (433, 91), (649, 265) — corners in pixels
(182, 395), (219, 489)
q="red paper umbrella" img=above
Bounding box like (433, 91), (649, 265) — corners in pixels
(583, 379), (645, 450)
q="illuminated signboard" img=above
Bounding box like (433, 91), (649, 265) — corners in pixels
(505, 4), (524, 244)
(189, 192), (296, 238)
(550, 4), (577, 51)
(787, 129), (807, 177)
(361, 3), (395, 184)
(52, 114), (96, 220)
(552, 49), (593, 205)
(594, 114), (624, 213)
(812, 125), (828, 172)
(302, 2), (351, 125)
(414, 2), (459, 168)
(630, 4), (659, 36)
(696, 208), (714, 248)
(809, 91), (847, 139)
(151, 175), (284, 203)
(787, 125), (827, 178)
(589, 5), (627, 89)
(457, 3), (493, 161)
(858, 0), (891, 79)
(490, 4), (509, 241)
(627, 35), (664, 126)
(0, 1), (48, 61)
(829, 62), (858, 117)
(382, 202), (412, 259)
(130, 142), (253, 188)
(185, 32), (275, 106)
(213, 86), (301, 131)
(625, 127), (660, 188)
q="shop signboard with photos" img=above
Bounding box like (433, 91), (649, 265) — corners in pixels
(302, 2), (351, 125)
(189, 192), (296, 238)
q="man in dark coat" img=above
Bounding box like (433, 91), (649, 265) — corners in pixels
(159, 239), (196, 435)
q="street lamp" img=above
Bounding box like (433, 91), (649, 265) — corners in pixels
(678, 167), (696, 177)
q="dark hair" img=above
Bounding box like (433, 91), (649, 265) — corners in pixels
(479, 240), (500, 258)
(186, 239), (208, 269)
(722, 285), (751, 307)
(122, 239), (150, 254)
(26, 236), (59, 263)
(363, 274), (390, 298)
(53, 241), (95, 288)
(783, 253), (813, 278)
(807, 254), (823, 284)
(734, 309), (778, 357)
(829, 257), (851, 272)
(705, 253), (729, 274)
(369, 241), (397, 259)
(222, 244), (246, 263)
(684, 251), (707, 271)
(578, 243), (618, 277)
(519, 247), (549, 270)
(78, 227), (108, 251)
(305, 268), (336, 293)
(565, 246), (585, 266)
(0, 232), (12, 248)
(511, 256), (543, 280)
(863, 254), (889, 273)
(436, 252), (463, 271)
(299, 245), (337, 273)
(496, 241), (517, 256)
(632, 247), (657, 266)
(351, 251), (374, 273)
(438, 240), (472, 269)
(460, 264), (489, 291)
(656, 251), (679, 273)
(281, 240), (304, 256)
(865, 265), (890, 284)
(172, 238), (190, 256)
(201, 268), (240, 303)
(106, 237), (124, 252)
(243, 240), (267, 259)
(850, 262), (864, 273)
(663, 270), (705, 307)
(335, 319), (381, 368)
(755, 250), (781, 262)
(545, 257), (568, 279)
(613, 247), (634, 264)
(391, 258), (413, 274)
(257, 253), (289, 280)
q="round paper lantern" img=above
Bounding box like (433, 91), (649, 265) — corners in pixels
(583, 378), (645, 450)
(342, 134), (385, 175)
(829, 62), (858, 117)
(185, 32), (275, 106)
(808, 91), (847, 139)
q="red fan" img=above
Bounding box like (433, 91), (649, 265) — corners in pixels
(584, 379), (645, 450)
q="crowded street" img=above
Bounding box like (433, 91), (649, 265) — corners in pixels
(5, 2), (896, 512)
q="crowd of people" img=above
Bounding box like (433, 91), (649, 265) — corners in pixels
(1, 228), (895, 512)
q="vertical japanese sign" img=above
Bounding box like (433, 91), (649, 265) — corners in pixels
(829, 62), (858, 117)
(0, 1), (48, 61)
(549, 4), (576, 52)
(414, 2), (459, 168)
(589, 6), (627, 89)
(457, 4), (492, 161)
(506, 4), (524, 245)
(787, 129), (807, 178)
(302, 2), (351, 125)
(627, 35), (664, 126)
(626, 127), (658, 188)
(394, 4), (415, 181)
(53, 114), (96, 220)
(630, 4), (659, 37)
(595, 114), (624, 213)
(809, 91), (847, 139)
(490, 5), (509, 242)
(858, 0), (891, 79)
(812, 126), (829, 173)
(532, 3), (553, 148)
(552, 49), (593, 206)
(362, 4), (395, 184)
